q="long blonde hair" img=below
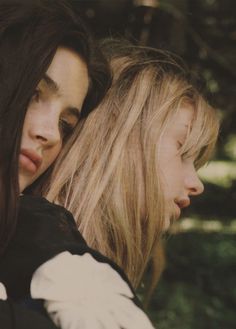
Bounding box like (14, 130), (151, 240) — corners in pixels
(45, 41), (219, 288)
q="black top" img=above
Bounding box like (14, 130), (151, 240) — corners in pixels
(0, 300), (58, 329)
(0, 195), (142, 329)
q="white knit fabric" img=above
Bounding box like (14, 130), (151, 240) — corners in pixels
(31, 251), (155, 329)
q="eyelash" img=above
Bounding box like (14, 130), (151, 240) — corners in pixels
(31, 88), (41, 102)
(177, 141), (187, 159)
(177, 141), (183, 149)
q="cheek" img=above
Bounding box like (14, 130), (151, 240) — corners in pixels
(161, 161), (184, 200)
(43, 143), (62, 171)
(21, 110), (32, 138)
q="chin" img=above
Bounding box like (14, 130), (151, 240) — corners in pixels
(19, 176), (30, 194)
(162, 217), (171, 232)
(162, 211), (177, 232)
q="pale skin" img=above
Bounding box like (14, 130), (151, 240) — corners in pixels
(19, 47), (89, 192)
(158, 105), (204, 229)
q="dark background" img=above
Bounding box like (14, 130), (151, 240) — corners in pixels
(72, 1), (236, 328)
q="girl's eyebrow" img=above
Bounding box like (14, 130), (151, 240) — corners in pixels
(41, 74), (59, 94)
(183, 123), (191, 128)
(40, 74), (81, 119)
(176, 124), (189, 132)
(183, 123), (192, 131)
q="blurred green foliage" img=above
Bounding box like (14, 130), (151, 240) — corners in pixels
(147, 233), (236, 329)
(199, 161), (236, 188)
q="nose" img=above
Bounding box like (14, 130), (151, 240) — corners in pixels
(184, 163), (204, 196)
(25, 107), (61, 148)
(32, 124), (61, 147)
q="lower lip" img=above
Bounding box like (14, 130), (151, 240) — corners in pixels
(19, 154), (38, 174)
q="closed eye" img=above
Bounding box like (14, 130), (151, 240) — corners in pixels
(177, 141), (184, 151)
(177, 141), (189, 159)
(31, 88), (41, 103)
(59, 119), (75, 141)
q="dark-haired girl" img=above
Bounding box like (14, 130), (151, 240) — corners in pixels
(0, 2), (155, 329)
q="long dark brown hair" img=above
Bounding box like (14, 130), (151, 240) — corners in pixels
(0, 0), (110, 254)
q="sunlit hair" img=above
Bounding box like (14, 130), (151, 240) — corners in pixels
(46, 40), (219, 287)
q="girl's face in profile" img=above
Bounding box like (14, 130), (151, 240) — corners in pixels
(158, 105), (204, 230)
(19, 47), (89, 192)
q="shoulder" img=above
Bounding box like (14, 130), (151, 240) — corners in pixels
(18, 195), (80, 236)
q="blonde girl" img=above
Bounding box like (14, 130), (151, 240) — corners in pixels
(46, 40), (219, 290)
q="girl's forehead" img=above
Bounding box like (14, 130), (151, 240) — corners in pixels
(177, 103), (194, 119)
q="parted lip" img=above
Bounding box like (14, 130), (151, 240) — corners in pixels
(20, 148), (42, 170)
